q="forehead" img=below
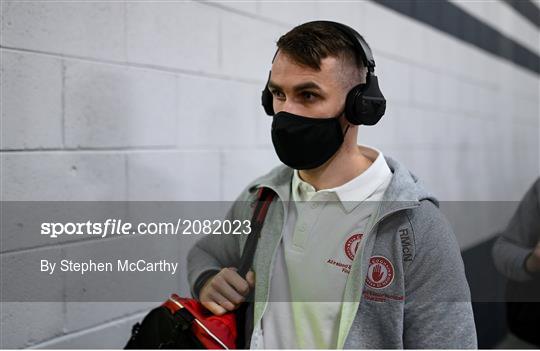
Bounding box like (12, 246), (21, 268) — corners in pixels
(269, 51), (344, 89)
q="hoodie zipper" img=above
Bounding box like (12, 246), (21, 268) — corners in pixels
(252, 184), (421, 348)
(251, 186), (289, 347)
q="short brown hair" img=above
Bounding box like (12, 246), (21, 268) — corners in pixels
(275, 21), (365, 71)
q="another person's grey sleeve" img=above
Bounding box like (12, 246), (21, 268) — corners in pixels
(492, 178), (540, 282)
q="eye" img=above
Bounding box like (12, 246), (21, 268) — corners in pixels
(301, 91), (319, 102)
(270, 90), (285, 99)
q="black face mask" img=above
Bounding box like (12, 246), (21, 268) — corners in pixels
(271, 110), (349, 170)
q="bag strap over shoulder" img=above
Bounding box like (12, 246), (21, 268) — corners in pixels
(237, 187), (276, 277)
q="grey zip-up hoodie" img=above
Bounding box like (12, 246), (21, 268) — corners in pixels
(187, 156), (477, 349)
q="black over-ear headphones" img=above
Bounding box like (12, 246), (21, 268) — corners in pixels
(261, 20), (386, 126)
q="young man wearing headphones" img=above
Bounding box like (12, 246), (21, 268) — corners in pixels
(188, 21), (477, 348)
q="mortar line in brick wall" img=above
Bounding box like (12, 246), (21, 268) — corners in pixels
(173, 75), (180, 150)
(122, 0), (128, 63)
(0, 145), (275, 153)
(217, 10), (223, 70)
(61, 60), (66, 148)
(61, 246), (68, 329)
(124, 153), (129, 201)
(0, 234), (130, 257)
(199, 0), (290, 28)
(1, 48), (3, 149)
(0, 46), (265, 85)
(219, 150), (224, 201)
(0, 146), (177, 152)
(1, 144), (527, 160)
(28, 309), (150, 349)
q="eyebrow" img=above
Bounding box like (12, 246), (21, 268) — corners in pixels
(267, 80), (324, 93)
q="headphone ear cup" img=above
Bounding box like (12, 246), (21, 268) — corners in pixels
(261, 86), (274, 116)
(345, 84), (365, 125)
(345, 74), (386, 126)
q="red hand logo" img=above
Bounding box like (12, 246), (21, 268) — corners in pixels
(372, 264), (384, 282)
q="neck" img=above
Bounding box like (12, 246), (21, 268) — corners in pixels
(298, 141), (373, 191)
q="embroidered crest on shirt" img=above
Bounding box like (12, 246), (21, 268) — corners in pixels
(366, 255), (394, 289)
(326, 233), (364, 274)
(344, 233), (363, 260)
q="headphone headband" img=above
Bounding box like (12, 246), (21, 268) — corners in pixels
(305, 20), (375, 71)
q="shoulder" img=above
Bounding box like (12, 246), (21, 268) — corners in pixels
(228, 164), (289, 214)
(246, 164), (288, 191)
(407, 200), (453, 237)
(404, 199), (461, 261)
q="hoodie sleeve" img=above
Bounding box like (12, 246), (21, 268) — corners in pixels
(187, 202), (241, 299)
(403, 200), (477, 349)
(187, 186), (255, 300)
(491, 178), (540, 282)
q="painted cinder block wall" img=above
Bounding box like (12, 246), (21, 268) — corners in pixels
(1, 0), (538, 348)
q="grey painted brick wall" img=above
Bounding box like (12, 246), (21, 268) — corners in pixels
(1, 0), (538, 348)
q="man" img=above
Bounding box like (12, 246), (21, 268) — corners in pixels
(492, 177), (540, 346)
(188, 21), (477, 349)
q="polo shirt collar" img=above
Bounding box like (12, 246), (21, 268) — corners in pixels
(292, 145), (392, 213)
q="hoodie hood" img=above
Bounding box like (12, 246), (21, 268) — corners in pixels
(248, 154), (439, 220)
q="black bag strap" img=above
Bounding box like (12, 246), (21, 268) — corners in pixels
(235, 187), (275, 349)
(237, 187), (276, 277)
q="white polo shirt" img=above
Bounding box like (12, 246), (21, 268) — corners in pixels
(261, 145), (392, 349)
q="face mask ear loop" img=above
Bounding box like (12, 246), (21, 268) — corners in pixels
(343, 124), (350, 136)
(334, 106), (349, 134)
(335, 107), (350, 136)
